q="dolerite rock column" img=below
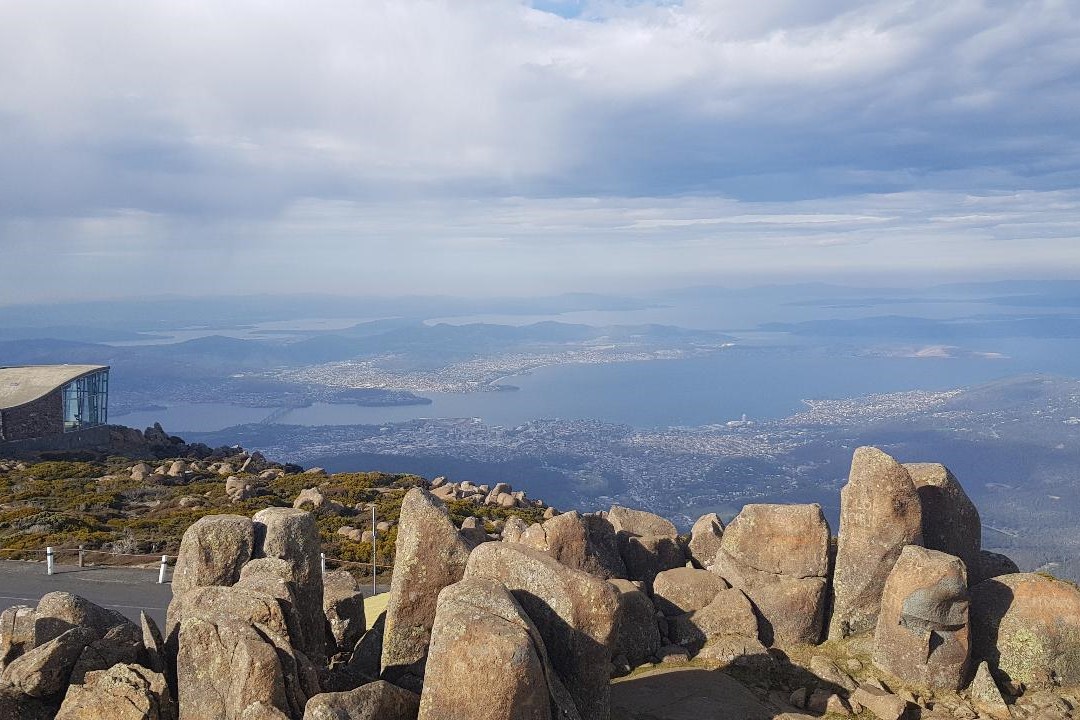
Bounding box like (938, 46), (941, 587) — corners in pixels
(465, 542), (619, 720)
(380, 488), (475, 693)
(872, 545), (970, 690)
(252, 507), (326, 666)
(904, 462), (981, 576)
(419, 578), (579, 720)
(830, 446), (923, 639)
(711, 503), (831, 645)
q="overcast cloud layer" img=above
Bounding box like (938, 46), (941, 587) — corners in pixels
(2, 0), (1078, 302)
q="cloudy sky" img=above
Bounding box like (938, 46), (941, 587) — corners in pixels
(2, 0), (1078, 303)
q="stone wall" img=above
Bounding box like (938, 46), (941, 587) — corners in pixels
(0, 390), (63, 441)
(0, 424), (110, 457)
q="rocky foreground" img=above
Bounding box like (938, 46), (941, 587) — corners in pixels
(2, 446), (1080, 719)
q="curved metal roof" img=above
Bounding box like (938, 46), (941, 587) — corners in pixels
(0, 365), (109, 410)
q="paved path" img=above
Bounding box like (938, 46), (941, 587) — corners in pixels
(0, 559), (173, 627)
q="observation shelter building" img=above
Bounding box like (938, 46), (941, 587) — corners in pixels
(0, 365), (110, 447)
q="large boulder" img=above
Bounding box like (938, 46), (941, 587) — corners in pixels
(69, 622), (145, 684)
(176, 616), (292, 720)
(666, 587), (759, 654)
(303, 680), (419, 720)
(711, 503), (830, 645)
(168, 584), (316, 718)
(171, 515), (255, 595)
(233, 558), (311, 666)
(501, 516), (530, 544)
(830, 447), (923, 639)
(0, 626), (98, 698)
(971, 572), (1080, 689)
(419, 578), (579, 720)
(872, 545), (970, 690)
(608, 506), (683, 587)
(55, 663), (173, 720)
(651, 567), (728, 617)
(381, 488), (475, 692)
(608, 506), (678, 539)
(252, 507), (326, 664)
(521, 511), (626, 580)
(609, 579), (661, 669)
(465, 542), (619, 720)
(0, 605), (35, 670)
(905, 462), (981, 575)
(31, 592), (132, 647)
(323, 570), (366, 657)
(687, 512), (724, 569)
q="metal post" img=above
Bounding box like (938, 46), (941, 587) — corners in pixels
(320, 553), (326, 576)
(371, 506), (377, 597)
(158, 555), (168, 584)
(78, 545), (84, 568)
(46, 546), (54, 576)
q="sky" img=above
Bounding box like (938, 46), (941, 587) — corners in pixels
(1, 0), (1079, 304)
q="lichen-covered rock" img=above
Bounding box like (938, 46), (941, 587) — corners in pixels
(666, 588), (759, 654)
(419, 578), (579, 720)
(652, 567), (729, 617)
(873, 545), (970, 690)
(31, 592), (131, 647)
(234, 558), (309, 657)
(167, 584), (316, 718)
(304, 680), (420, 720)
(969, 660), (1011, 720)
(171, 515), (255, 595)
(465, 542), (619, 720)
(712, 503), (830, 646)
(176, 616), (291, 720)
(381, 488), (475, 692)
(252, 507), (326, 664)
(0, 604), (34, 670)
(501, 516), (530, 544)
(522, 511), (627, 580)
(323, 570), (366, 657)
(971, 572), (1080, 689)
(608, 506), (678, 540)
(830, 447), (923, 640)
(608, 506), (682, 587)
(687, 513), (724, 569)
(55, 663), (173, 720)
(609, 579), (661, 669)
(905, 462), (981, 575)
(69, 622), (145, 685)
(0, 626), (98, 698)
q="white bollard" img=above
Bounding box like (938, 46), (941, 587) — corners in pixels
(46, 546), (54, 575)
(158, 555), (168, 584)
(320, 552), (326, 576)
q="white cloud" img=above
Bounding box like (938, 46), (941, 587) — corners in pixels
(0, 0), (1077, 301)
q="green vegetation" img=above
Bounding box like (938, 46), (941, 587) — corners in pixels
(0, 457), (544, 572)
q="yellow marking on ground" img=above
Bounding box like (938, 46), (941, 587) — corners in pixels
(364, 592), (390, 630)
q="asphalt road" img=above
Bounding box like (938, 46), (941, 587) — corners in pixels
(0, 559), (173, 627)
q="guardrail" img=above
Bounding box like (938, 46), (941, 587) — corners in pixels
(0, 545), (393, 594)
